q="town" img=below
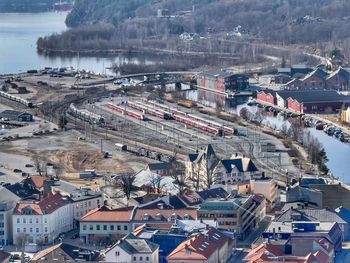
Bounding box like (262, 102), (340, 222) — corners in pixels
(0, 57), (350, 263)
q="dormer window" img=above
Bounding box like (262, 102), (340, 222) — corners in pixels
(183, 214), (190, 220)
(155, 213), (162, 220)
(170, 213), (177, 221)
(142, 213), (149, 220)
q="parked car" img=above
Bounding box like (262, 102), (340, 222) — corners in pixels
(13, 169), (22, 173)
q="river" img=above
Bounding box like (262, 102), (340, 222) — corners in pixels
(0, 12), (152, 75)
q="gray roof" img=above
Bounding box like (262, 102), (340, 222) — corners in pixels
(0, 186), (21, 204)
(275, 208), (346, 224)
(199, 70), (237, 79)
(220, 158), (258, 173)
(147, 162), (172, 171)
(114, 234), (159, 254)
(276, 90), (348, 103)
(0, 110), (31, 118)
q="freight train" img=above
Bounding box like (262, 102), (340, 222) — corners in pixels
(106, 102), (145, 121)
(0, 91), (34, 108)
(68, 104), (104, 124)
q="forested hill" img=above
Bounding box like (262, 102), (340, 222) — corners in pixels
(0, 0), (57, 12)
(65, 0), (350, 44)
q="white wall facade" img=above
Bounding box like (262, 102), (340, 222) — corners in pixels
(72, 196), (103, 220)
(105, 245), (159, 263)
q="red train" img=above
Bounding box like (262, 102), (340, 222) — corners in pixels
(127, 101), (172, 120)
(106, 102), (145, 121)
(173, 114), (223, 136)
(146, 100), (187, 116)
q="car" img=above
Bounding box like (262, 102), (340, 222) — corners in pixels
(25, 164), (33, 168)
(12, 254), (20, 260)
(21, 172), (29, 177)
(13, 169), (22, 173)
(2, 183), (10, 187)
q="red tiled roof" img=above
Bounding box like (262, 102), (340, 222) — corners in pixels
(167, 227), (230, 261)
(133, 223), (174, 236)
(80, 206), (134, 222)
(133, 208), (197, 221)
(31, 243), (62, 261)
(313, 250), (329, 263)
(14, 194), (70, 215)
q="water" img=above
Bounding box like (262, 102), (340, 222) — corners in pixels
(238, 104), (350, 182)
(0, 12), (151, 75)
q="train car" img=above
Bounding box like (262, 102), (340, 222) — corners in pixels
(106, 102), (145, 121)
(0, 91), (34, 108)
(173, 114), (223, 136)
(146, 100), (187, 116)
(222, 126), (238, 136)
(69, 104), (104, 124)
(128, 101), (172, 120)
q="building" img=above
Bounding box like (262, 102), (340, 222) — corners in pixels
(341, 107), (350, 123)
(145, 162), (172, 176)
(0, 110), (33, 122)
(0, 187), (20, 245)
(167, 227), (234, 263)
(12, 194), (73, 245)
(299, 68), (328, 89)
(134, 169), (177, 195)
(79, 206), (134, 245)
(276, 90), (349, 114)
(104, 233), (159, 263)
(326, 67), (350, 91)
(197, 70), (249, 94)
(186, 145), (258, 190)
(263, 221), (343, 253)
(335, 206), (350, 240)
(286, 185), (324, 208)
(274, 208), (348, 241)
(30, 243), (100, 262)
(309, 184), (350, 210)
(277, 65), (313, 77)
(243, 240), (334, 263)
(197, 195), (263, 239)
(250, 178), (280, 212)
(257, 90), (277, 105)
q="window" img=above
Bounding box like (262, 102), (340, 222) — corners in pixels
(0, 223), (4, 228)
(29, 218), (32, 224)
(84, 202), (87, 207)
(36, 228), (39, 233)
(23, 218), (26, 224)
(36, 218), (39, 224)
(117, 225), (121, 231)
(146, 256), (149, 261)
(83, 225), (87, 231)
(124, 226), (128, 231)
(17, 228), (20, 233)
(89, 225), (93, 231)
(23, 228), (26, 233)
(88, 201), (91, 207)
(103, 225), (107, 231)
(115, 251), (120, 256)
(30, 228), (33, 233)
(44, 218), (47, 224)
(44, 227), (48, 233)
(140, 256), (143, 261)
(96, 225), (100, 231)
(133, 257), (136, 261)
(17, 218), (20, 224)
(110, 225), (114, 231)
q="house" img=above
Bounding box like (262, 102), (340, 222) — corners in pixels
(145, 162), (172, 176)
(197, 195), (264, 239)
(134, 169), (177, 195)
(0, 110), (33, 122)
(12, 194), (74, 246)
(0, 187), (21, 245)
(299, 68), (328, 89)
(285, 186), (324, 208)
(310, 184), (350, 210)
(284, 78), (304, 90)
(167, 227), (234, 263)
(0, 251), (11, 263)
(185, 144), (220, 190)
(30, 243), (100, 262)
(6, 181), (41, 200)
(24, 176), (46, 192)
(257, 90), (277, 105)
(277, 65), (313, 77)
(79, 206), (134, 245)
(341, 107), (350, 123)
(274, 208), (348, 241)
(212, 155), (258, 186)
(104, 233), (159, 263)
(186, 145), (258, 190)
(197, 70), (249, 94)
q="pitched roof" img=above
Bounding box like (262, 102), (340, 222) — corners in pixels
(326, 67), (350, 80)
(14, 194), (70, 215)
(335, 206), (350, 223)
(133, 208), (197, 221)
(302, 68), (328, 81)
(275, 208), (346, 224)
(220, 157), (258, 173)
(0, 186), (21, 204)
(167, 227), (230, 261)
(31, 243), (100, 262)
(27, 176), (46, 189)
(188, 153), (199, 162)
(146, 162), (172, 171)
(0, 251), (11, 262)
(0, 110), (30, 118)
(179, 191), (202, 206)
(276, 90), (347, 103)
(80, 206), (134, 222)
(107, 233), (158, 255)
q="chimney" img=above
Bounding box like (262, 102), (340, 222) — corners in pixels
(43, 179), (55, 196)
(205, 224), (209, 230)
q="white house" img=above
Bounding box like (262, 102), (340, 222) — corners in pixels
(250, 178), (280, 212)
(12, 194), (73, 245)
(104, 233), (159, 263)
(0, 187), (20, 245)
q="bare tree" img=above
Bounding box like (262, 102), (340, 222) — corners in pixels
(116, 174), (137, 200)
(54, 160), (65, 179)
(239, 107), (252, 121)
(31, 154), (48, 177)
(149, 174), (164, 193)
(169, 159), (188, 194)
